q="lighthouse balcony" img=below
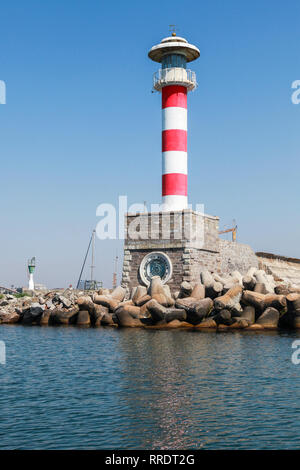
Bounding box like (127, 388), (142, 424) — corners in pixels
(153, 67), (197, 92)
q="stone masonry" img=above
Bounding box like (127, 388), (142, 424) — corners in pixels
(121, 209), (258, 291)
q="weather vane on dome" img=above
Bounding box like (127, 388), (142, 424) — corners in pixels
(169, 24), (178, 36)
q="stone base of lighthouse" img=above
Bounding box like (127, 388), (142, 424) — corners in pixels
(121, 210), (258, 292)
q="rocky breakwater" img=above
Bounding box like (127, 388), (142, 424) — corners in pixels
(0, 290), (81, 326)
(1, 268), (300, 331)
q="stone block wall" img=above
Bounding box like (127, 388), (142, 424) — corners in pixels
(122, 210), (259, 290)
(219, 239), (258, 274)
(124, 210), (219, 250)
(256, 252), (300, 286)
(123, 248), (185, 291)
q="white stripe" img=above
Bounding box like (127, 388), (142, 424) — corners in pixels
(161, 195), (188, 211)
(162, 151), (187, 175)
(162, 107), (187, 131)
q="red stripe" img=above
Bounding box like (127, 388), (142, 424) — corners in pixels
(162, 173), (187, 196)
(162, 129), (187, 152)
(162, 85), (187, 109)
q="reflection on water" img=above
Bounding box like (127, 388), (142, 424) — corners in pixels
(0, 326), (299, 449)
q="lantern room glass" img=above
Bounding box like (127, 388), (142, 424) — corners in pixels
(162, 54), (186, 69)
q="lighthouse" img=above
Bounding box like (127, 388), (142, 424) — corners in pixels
(148, 33), (200, 211)
(28, 257), (36, 291)
(121, 32), (258, 290)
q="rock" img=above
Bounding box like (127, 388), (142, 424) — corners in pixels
(176, 298), (213, 325)
(40, 310), (51, 326)
(222, 281), (238, 293)
(162, 319), (185, 328)
(153, 319), (195, 329)
(214, 285), (243, 312)
(0, 311), (19, 324)
(116, 304), (141, 318)
(112, 300), (134, 312)
(148, 276), (165, 297)
(130, 286), (137, 300)
(254, 270), (274, 294)
(147, 277), (173, 307)
(231, 270), (243, 286)
(145, 299), (166, 322)
(176, 297), (198, 311)
(135, 294), (152, 307)
(93, 295), (119, 311)
(213, 273), (229, 285)
(165, 308), (187, 323)
(132, 286), (147, 304)
(242, 290), (265, 312)
(140, 316), (155, 326)
(101, 313), (118, 326)
(76, 310), (91, 326)
(288, 287), (300, 294)
(163, 285), (175, 307)
(178, 281), (193, 298)
(217, 324), (230, 331)
(246, 323), (264, 330)
(58, 295), (72, 308)
(93, 287), (125, 311)
(242, 275), (256, 291)
(50, 307), (79, 325)
(234, 306), (255, 324)
(77, 296), (95, 313)
(173, 291), (180, 300)
(151, 293), (168, 306)
(231, 302), (243, 316)
(21, 303), (44, 324)
(0, 300), (9, 306)
(279, 311), (300, 329)
(140, 302), (151, 317)
(115, 308), (143, 327)
(190, 283), (205, 300)
(110, 286), (126, 302)
(257, 307), (279, 329)
(286, 294), (300, 313)
(141, 319), (168, 329)
(21, 309), (35, 325)
(194, 318), (217, 329)
(263, 294), (287, 312)
(206, 282), (223, 299)
(22, 297), (33, 307)
(200, 270), (214, 289)
(247, 267), (258, 278)
(213, 309), (232, 325)
(254, 283), (268, 294)
(275, 285), (290, 296)
(46, 300), (55, 310)
(163, 284), (172, 299)
(229, 318), (249, 329)
(91, 304), (108, 326)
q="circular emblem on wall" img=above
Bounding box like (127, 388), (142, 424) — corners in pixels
(139, 252), (173, 286)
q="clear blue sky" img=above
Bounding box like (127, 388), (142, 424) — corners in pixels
(1, 0), (299, 288)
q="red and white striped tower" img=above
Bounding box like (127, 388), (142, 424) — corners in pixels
(148, 34), (200, 211)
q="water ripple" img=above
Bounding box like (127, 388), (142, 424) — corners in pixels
(0, 326), (299, 449)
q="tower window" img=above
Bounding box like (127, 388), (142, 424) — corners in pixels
(162, 54), (186, 69)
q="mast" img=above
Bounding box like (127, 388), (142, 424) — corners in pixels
(90, 229), (96, 282)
